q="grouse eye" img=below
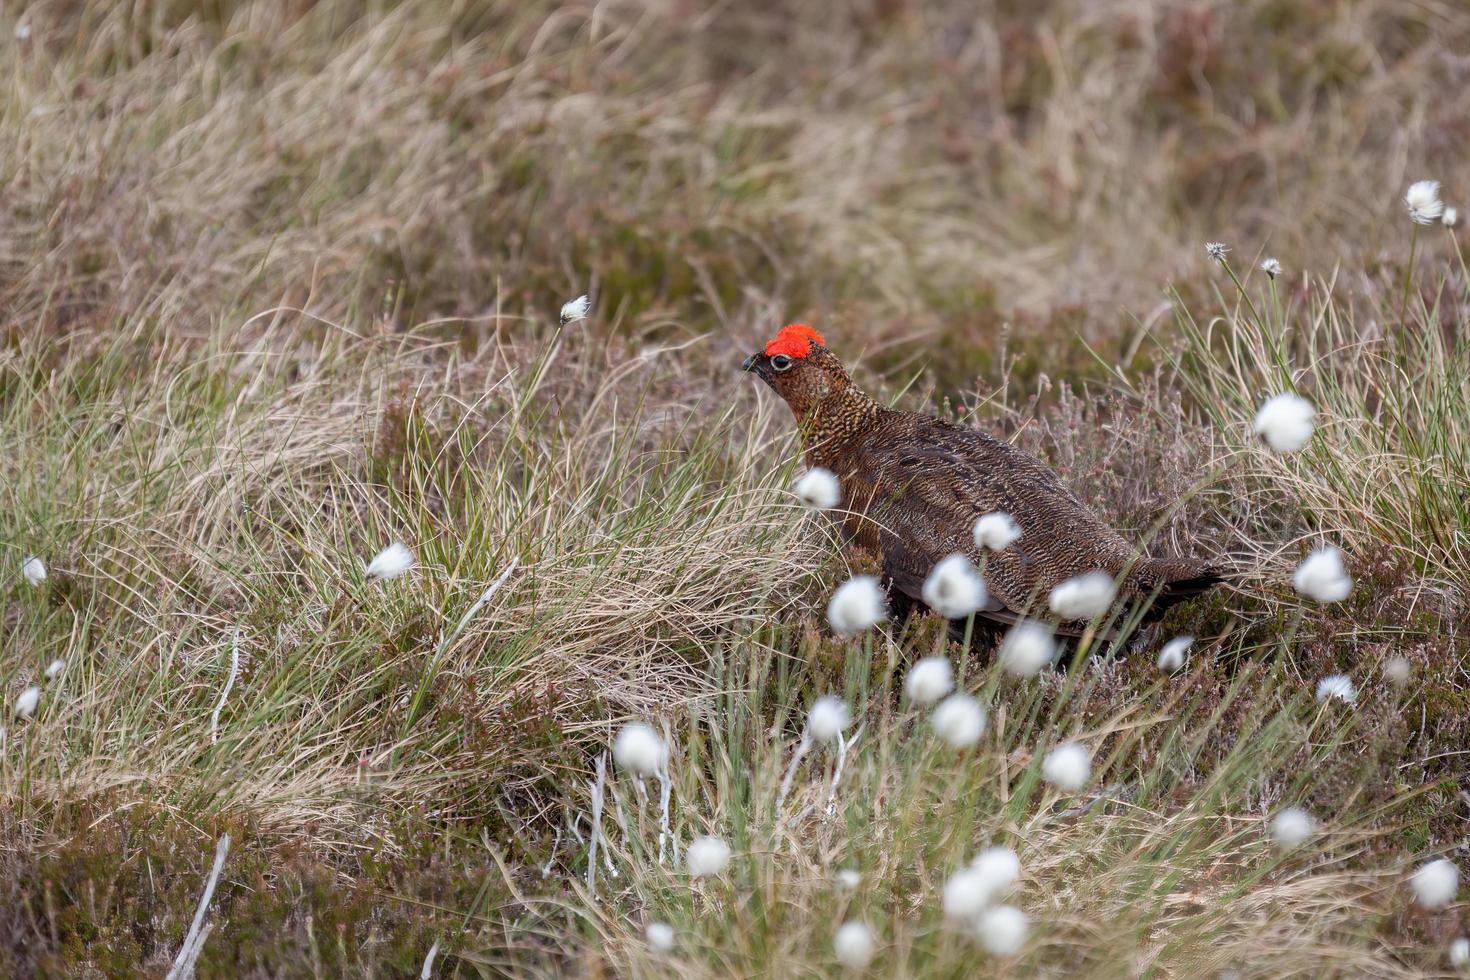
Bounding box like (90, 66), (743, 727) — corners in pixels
(771, 354), (794, 372)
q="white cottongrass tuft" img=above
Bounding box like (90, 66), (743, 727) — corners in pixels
(14, 21), (30, 41)
(975, 905), (1029, 956)
(808, 696), (851, 742)
(560, 294), (591, 324)
(833, 921), (876, 970)
(931, 694), (986, 749)
(904, 657), (954, 705)
(1252, 393), (1315, 453)
(686, 836), (732, 877)
(1042, 742), (1091, 791)
(1444, 207), (1460, 229)
(970, 847), (1021, 897)
(1260, 257), (1283, 279)
(14, 686), (41, 719)
(794, 468), (841, 510)
(827, 576), (887, 635)
(942, 867), (997, 921)
(646, 922), (675, 952)
(1269, 808), (1315, 849)
(835, 868), (862, 890)
(1205, 242), (1230, 263)
(974, 512), (1022, 551)
(1293, 546), (1351, 603)
(922, 554), (987, 620)
(612, 722), (666, 776)
(1410, 858), (1460, 909)
(1157, 635), (1193, 673)
(998, 621), (1054, 678)
(365, 542), (415, 581)
(44, 659), (66, 681)
(21, 556), (47, 586)
(1048, 571), (1116, 620)
(1405, 180), (1445, 225)
(1449, 936), (1468, 968)
(1383, 656), (1412, 685)
(1315, 674), (1357, 705)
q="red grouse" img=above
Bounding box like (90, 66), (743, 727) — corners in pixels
(743, 324), (1220, 633)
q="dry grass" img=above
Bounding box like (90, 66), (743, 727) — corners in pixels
(2, 1), (1468, 976)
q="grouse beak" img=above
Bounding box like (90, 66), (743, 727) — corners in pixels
(741, 353), (766, 377)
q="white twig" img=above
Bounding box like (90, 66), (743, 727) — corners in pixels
(656, 764), (674, 866)
(540, 825), (562, 878)
(827, 723), (864, 815)
(772, 731), (812, 845)
(586, 752), (607, 898)
(175, 921), (213, 980)
(420, 939), (440, 978)
(435, 557), (520, 663)
(210, 629), (241, 746)
(166, 834), (231, 980)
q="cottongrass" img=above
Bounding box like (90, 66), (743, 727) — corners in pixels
(613, 723), (666, 776)
(1293, 547), (1352, 603)
(1382, 656), (1412, 685)
(807, 696), (850, 742)
(835, 869), (862, 890)
(974, 906), (1028, 956)
(970, 847), (1021, 897)
(1041, 743), (1091, 791)
(931, 694), (985, 749)
(1048, 572), (1115, 620)
(1253, 393), (1315, 453)
(44, 659), (66, 681)
(1206, 242), (1230, 263)
(827, 576), (887, 635)
(1405, 180), (1444, 224)
(1315, 674), (1357, 705)
(1444, 207), (1460, 230)
(832, 922), (876, 969)
(1410, 858), (1459, 909)
(998, 622), (1055, 678)
(1449, 937), (1469, 969)
(794, 468), (841, 510)
(645, 922), (675, 952)
(687, 836), (732, 877)
(921, 554), (987, 620)
(1270, 808), (1315, 850)
(1260, 257), (1283, 279)
(904, 657), (953, 705)
(14, 686), (41, 719)
(1156, 635), (1192, 673)
(560, 294), (591, 324)
(21, 555), (46, 586)
(365, 542), (415, 581)
(973, 512), (1021, 551)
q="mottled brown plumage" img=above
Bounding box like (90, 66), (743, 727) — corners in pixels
(743, 326), (1220, 633)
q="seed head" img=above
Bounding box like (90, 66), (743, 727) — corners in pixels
(686, 836), (732, 877)
(975, 905), (1029, 956)
(1449, 937), (1468, 968)
(970, 847), (1021, 897)
(1260, 257), (1283, 279)
(1253, 393), (1315, 453)
(21, 556), (47, 586)
(904, 657), (954, 705)
(827, 576), (887, 635)
(998, 621), (1054, 678)
(1405, 181), (1445, 225)
(1269, 807), (1315, 849)
(646, 922), (675, 952)
(14, 686), (41, 719)
(365, 542), (415, 581)
(1293, 546), (1351, 603)
(1157, 635), (1193, 673)
(835, 868), (862, 890)
(922, 554), (987, 620)
(612, 722), (666, 776)
(1205, 242), (1230, 264)
(973, 512), (1021, 551)
(1048, 571), (1116, 620)
(931, 693), (986, 749)
(560, 294), (591, 324)
(794, 468), (841, 510)
(1410, 858), (1459, 909)
(1383, 656), (1412, 685)
(1444, 207), (1460, 229)
(807, 696), (851, 742)
(1315, 674), (1357, 705)
(44, 659), (66, 681)
(942, 866), (997, 920)
(1042, 742), (1091, 791)
(833, 921), (876, 969)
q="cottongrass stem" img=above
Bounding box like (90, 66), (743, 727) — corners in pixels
(165, 834), (231, 980)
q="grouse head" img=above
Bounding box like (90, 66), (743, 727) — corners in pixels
(741, 324), (862, 423)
